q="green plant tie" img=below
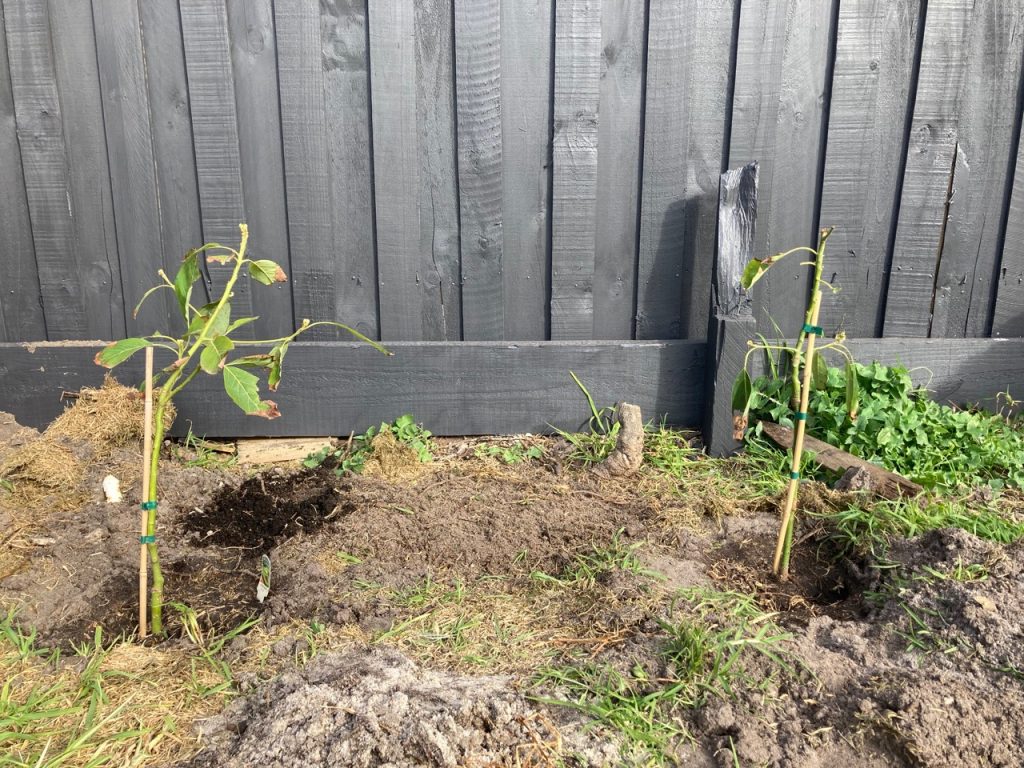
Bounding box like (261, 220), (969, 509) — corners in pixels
(795, 412), (808, 421)
(802, 323), (823, 335)
(140, 501), (158, 510)
(790, 471), (800, 480)
(139, 535), (156, 544)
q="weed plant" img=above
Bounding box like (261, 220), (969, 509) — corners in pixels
(304, 414), (434, 475)
(748, 361), (1024, 491)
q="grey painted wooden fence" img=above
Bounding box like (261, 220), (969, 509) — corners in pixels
(2, 0), (1024, 345)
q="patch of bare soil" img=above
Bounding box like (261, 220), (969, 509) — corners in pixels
(188, 646), (622, 768)
(4, 404), (1024, 767)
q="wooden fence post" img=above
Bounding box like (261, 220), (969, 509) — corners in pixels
(703, 162), (758, 456)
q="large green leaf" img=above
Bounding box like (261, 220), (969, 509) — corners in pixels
(732, 369), (753, 412)
(222, 366), (279, 419)
(248, 259), (287, 286)
(173, 251), (201, 318)
(199, 336), (234, 374)
(95, 338), (151, 368)
(187, 302), (231, 338)
(740, 259), (772, 290)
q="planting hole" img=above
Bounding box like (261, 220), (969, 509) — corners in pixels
(182, 467), (350, 550)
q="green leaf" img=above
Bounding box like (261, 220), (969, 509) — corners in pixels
(267, 342), (288, 391)
(173, 251), (201, 317)
(95, 338), (151, 368)
(732, 370), (753, 412)
(187, 302), (231, 338)
(248, 259), (287, 286)
(226, 354), (274, 369)
(199, 336), (234, 374)
(811, 354), (828, 390)
(223, 366), (280, 419)
(845, 360), (859, 419)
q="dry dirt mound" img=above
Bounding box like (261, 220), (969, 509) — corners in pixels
(187, 646), (621, 768)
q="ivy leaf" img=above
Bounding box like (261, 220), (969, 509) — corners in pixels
(95, 338), (151, 368)
(223, 366), (280, 419)
(173, 251), (201, 317)
(732, 370), (753, 412)
(248, 259), (288, 286)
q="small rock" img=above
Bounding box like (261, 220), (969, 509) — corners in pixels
(28, 536), (57, 546)
(972, 594), (997, 613)
(834, 466), (873, 493)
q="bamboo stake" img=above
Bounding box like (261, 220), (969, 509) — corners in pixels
(772, 293), (823, 579)
(139, 346), (154, 638)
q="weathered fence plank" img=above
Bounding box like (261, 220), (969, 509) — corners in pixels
(274, 0), (379, 341)
(729, 0), (835, 338)
(1, 341), (707, 437)
(455, 0), (504, 340)
(550, 0), (600, 340)
(138, 0), (204, 317)
(499, 0), (551, 340)
(3, 0), (121, 340)
(993, 124), (1024, 337)
(592, 0), (645, 340)
(92, 0), (169, 335)
(817, 0), (922, 338)
(370, 0), (461, 341)
(0, 2), (45, 342)
(226, 0), (294, 338)
(180, 0), (258, 337)
(636, 0), (737, 340)
(883, 0), (973, 338)
(930, 0), (1024, 338)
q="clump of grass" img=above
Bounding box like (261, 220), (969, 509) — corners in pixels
(813, 497), (1024, 558)
(532, 588), (794, 764)
(0, 611), (238, 767)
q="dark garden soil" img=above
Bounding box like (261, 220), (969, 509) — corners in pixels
(2, 408), (1024, 767)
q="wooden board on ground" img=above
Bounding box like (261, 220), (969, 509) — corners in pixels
(759, 421), (922, 500)
(236, 438), (333, 465)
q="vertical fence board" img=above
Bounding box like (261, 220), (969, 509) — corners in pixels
(636, 0), (737, 340)
(226, 0), (293, 337)
(592, 0), (644, 340)
(138, 0), (204, 317)
(46, 0), (125, 339)
(275, 0), (379, 341)
(883, 0), (973, 337)
(455, 0), (504, 340)
(993, 125), (1024, 336)
(817, 0), (921, 338)
(0, 2), (45, 341)
(92, 0), (169, 335)
(370, 0), (461, 341)
(4, 0), (107, 339)
(180, 0), (259, 336)
(550, 0), (600, 340)
(930, 1), (1024, 338)
(500, 0), (551, 340)
(729, 0), (834, 337)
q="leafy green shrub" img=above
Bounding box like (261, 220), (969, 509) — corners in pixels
(747, 360), (1024, 491)
(474, 441), (544, 464)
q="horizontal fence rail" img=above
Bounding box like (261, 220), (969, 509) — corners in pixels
(1, 1), (1023, 344)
